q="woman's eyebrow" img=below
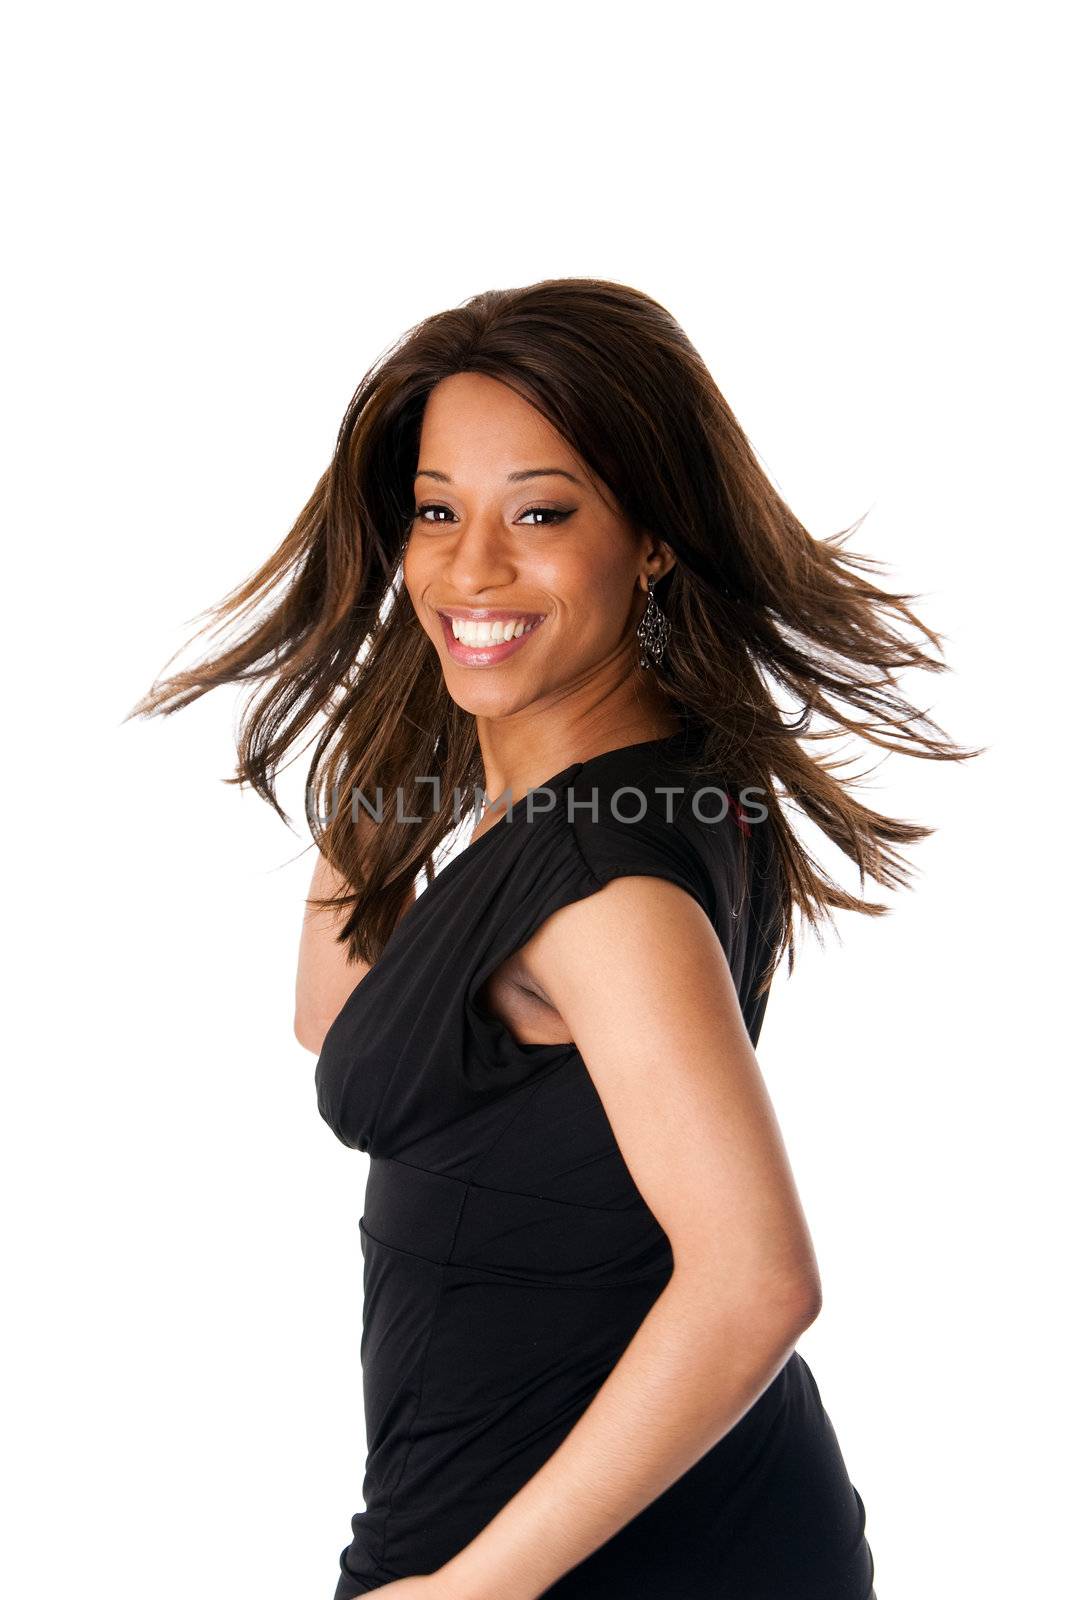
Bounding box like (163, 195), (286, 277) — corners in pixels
(414, 467), (585, 486)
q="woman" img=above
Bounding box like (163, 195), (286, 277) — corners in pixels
(133, 278), (973, 1597)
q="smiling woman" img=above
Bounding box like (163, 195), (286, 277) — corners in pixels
(128, 276), (977, 1597)
(402, 369), (679, 735)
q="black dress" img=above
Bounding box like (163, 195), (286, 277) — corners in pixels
(315, 732), (877, 1598)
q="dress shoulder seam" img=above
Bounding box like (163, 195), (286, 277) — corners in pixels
(556, 807), (607, 891)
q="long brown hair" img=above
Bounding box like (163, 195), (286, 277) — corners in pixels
(128, 277), (980, 993)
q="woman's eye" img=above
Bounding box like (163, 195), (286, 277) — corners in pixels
(412, 503), (574, 528)
(516, 506), (574, 526)
(414, 503), (456, 525)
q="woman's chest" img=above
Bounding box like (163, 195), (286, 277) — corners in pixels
(311, 867), (573, 1153)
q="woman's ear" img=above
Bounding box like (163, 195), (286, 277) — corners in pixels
(642, 537), (677, 583)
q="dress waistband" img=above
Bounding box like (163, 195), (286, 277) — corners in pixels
(362, 1156), (672, 1286)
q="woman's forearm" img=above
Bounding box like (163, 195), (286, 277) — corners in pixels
(435, 1269), (819, 1600)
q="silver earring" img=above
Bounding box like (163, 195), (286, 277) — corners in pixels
(637, 574), (671, 669)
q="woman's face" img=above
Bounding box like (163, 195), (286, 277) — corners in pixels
(403, 371), (674, 722)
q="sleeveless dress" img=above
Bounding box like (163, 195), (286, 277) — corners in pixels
(314, 731), (877, 1599)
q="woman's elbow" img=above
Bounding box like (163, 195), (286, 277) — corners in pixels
(673, 1258), (824, 1348)
(294, 1007), (328, 1055)
(779, 1271), (823, 1336)
(755, 1270), (824, 1352)
(746, 1263), (824, 1342)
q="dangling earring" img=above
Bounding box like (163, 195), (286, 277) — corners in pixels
(636, 573), (671, 669)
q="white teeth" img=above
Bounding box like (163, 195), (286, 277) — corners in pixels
(450, 616), (538, 645)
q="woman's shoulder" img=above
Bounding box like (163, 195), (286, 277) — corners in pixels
(546, 732), (751, 928)
(555, 730), (747, 839)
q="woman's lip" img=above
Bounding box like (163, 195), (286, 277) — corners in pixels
(437, 610), (547, 665)
(436, 608), (546, 623)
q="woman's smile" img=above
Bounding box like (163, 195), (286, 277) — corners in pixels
(436, 606), (548, 666)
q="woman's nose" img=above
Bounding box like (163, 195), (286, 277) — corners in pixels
(442, 517), (515, 594)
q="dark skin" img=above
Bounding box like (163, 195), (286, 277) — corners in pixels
(295, 368), (680, 1050)
(296, 373), (822, 1599)
(405, 372), (680, 1045)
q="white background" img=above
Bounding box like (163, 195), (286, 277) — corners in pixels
(3, 4), (1062, 1596)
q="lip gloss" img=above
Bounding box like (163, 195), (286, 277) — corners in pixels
(438, 612), (547, 666)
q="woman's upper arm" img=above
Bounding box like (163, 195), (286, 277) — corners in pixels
(294, 849), (414, 1054)
(518, 874), (822, 1324)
